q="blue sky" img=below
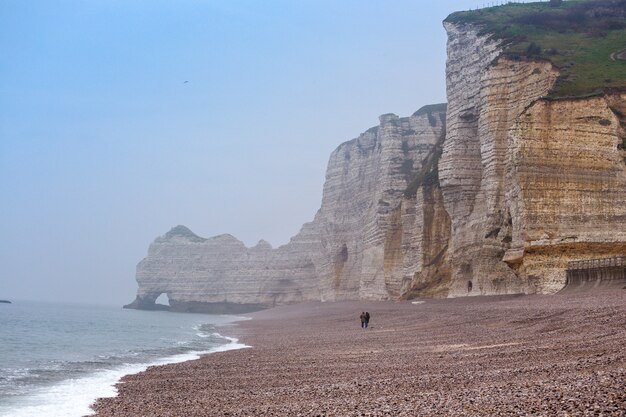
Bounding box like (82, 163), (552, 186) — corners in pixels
(0, 0), (528, 305)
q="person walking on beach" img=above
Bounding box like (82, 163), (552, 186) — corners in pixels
(360, 312), (366, 328)
(364, 311), (370, 328)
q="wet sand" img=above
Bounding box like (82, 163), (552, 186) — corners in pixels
(92, 291), (626, 416)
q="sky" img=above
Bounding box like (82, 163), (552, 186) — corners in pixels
(0, 0), (533, 306)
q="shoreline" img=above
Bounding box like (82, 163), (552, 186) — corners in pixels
(0, 306), (247, 417)
(0, 335), (249, 417)
(92, 291), (626, 416)
(77, 330), (251, 416)
(0, 332), (247, 417)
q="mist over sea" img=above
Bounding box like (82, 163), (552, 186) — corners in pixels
(0, 300), (247, 417)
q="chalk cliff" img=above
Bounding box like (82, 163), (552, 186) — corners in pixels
(314, 109), (447, 301)
(125, 225), (320, 313)
(433, 21), (626, 297)
(126, 106), (448, 312)
(127, 3), (626, 312)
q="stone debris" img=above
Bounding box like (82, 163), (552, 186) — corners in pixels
(93, 290), (626, 416)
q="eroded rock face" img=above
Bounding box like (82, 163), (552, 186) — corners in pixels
(127, 22), (626, 311)
(400, 181), (452, 298)
(315, 110), (447, 301)
(505, 94), (626, 293)
(125, 225), (320, 313)
(440, 22), (561, 296)
(127, 109), (448, 311)
(439, 22), (626, 297)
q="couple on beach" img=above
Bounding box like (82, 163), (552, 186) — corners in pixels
(360, 311), (371, 328)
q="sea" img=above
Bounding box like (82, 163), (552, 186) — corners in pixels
(0, 300), (248, 417)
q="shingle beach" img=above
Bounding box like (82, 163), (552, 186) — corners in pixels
(92, 291), (626, 416)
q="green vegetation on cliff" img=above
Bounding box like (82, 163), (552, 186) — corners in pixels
(445, 0), (626, 98)
(404, 145), (442, 199)
(412, 103), (448, 117)
(404, 112), (447, 199)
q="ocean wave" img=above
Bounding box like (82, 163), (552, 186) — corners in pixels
(0, 334), (249, 417)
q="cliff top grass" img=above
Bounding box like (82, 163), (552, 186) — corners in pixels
(164, 225), (207, 242)
(445, 0), (626, 98)
(413, 103), (448, 117)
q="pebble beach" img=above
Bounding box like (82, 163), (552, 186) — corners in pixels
(92, 290), (626, 416)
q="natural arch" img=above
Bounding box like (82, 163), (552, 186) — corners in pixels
(155, 293), (170, 307)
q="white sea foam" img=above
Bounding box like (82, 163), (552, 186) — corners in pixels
(0, 336), (250, 417)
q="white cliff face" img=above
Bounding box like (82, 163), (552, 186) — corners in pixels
(315, 110), (446, 301)
(128, 21), (626, 312)
(128, 108), (447, 311)
(439, 23), (504, 228)
(127, 225), (320, 313)
(440, 22), (561, 296)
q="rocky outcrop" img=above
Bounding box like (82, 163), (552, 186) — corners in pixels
(127, 107), (448, 312)
(125, 225), (320, 313)
(438, 22), (560, 296)
(128, 18), (626, 312)
(504, 93), (626, 293)
(314, 109), (447, 301)
(436, 22), (626, 297)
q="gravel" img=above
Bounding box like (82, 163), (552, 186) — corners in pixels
(91, 290), (626, 416)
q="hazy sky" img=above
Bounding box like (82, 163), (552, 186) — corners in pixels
(0, 0), (530, 306)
